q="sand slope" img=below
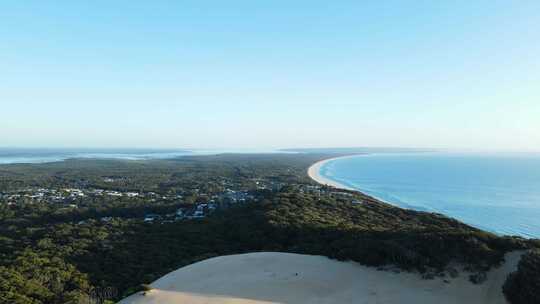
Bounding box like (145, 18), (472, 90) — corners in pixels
(119, 252), (521, 304)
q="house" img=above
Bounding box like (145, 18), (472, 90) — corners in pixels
(144, 214), (161, 222)
(189, 210), (205, 219)
(91, 189), (105, 195)
(105, 191), (122, 197)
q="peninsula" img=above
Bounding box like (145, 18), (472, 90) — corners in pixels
(0, 153), (538, 304)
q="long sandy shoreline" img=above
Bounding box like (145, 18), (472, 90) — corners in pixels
(307, 155), (362, 191)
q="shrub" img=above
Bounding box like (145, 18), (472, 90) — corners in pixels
(140, 284), (153, 292)
(503, 250), (540, 304)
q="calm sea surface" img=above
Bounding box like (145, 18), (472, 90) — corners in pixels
(319, 153), (540, 238)
(0, 148), (290, 164)
(0, 148), (192, 164)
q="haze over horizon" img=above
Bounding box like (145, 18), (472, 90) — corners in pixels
(2, 1), (539, 151)
(1, 146), (539, 155)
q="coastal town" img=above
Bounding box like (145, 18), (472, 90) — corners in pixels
(0, 185), (255, 222)
(0, 175), (365, 225)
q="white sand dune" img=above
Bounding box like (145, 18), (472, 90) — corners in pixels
(119, 252), (521, 304)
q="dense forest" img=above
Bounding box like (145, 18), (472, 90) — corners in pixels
(0, 154), (538, 303)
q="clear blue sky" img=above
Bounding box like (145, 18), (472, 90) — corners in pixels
(1, 1), (539, 151)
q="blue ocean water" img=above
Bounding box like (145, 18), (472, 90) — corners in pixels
(319, 153), (540, 239)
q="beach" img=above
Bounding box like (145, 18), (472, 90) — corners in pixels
(307, 153), (540, 239)
(119, 252), (520, 304)
(307, 156), (357, 190)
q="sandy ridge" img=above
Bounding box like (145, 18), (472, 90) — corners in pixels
(120, 252), (520, 304)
